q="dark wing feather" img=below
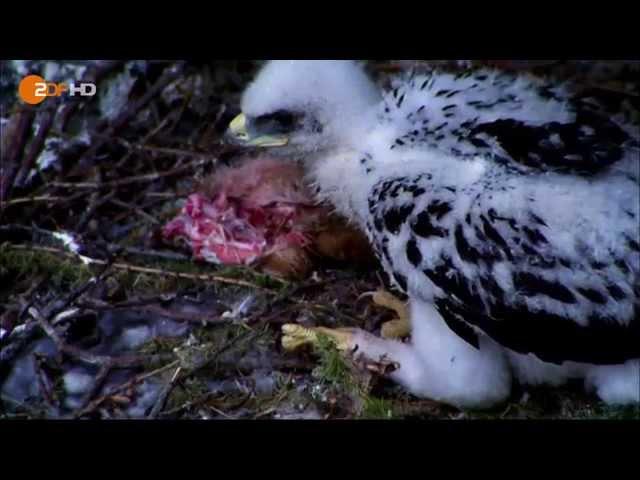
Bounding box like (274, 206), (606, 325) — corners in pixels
(469, 105), (631, 176)
(367, 176), (640, 365)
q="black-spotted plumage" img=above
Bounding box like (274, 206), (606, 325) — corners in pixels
(365, 67), (640, 365)
(235, 60), (640, 406)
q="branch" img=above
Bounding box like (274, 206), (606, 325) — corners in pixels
(69, 62), (187, 177)
(0, 106), (35, 206)
(6, 244), (281, 292)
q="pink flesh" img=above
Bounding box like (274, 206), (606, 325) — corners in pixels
(163, 158), (324, 265)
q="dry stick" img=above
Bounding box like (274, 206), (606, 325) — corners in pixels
(158, 391), (217, 417)
(69, 62), (187, 177)
(4, 196), (65, 206)
(33, 355), (57, 410)
(114, 114), (175, 170)
(52, 157), (210, 189)
(56, 61), (125, 132)
(0, 393), (45, 417)
(75, 190), (116, 232)
(149, 328), (259, 418)
(147, 365), (182, 418)
(0, 106), (35, 207)
(29, 306), (168, 369)
(109, 192), (172, 224)
(77, 299), (227, 326)
(164, 82), (193, 139)
(113, 142), (213, 159)
(145, 192), (184, 199)
(7, 244), (280, 292)
(78, 295), (178, 310)
(119, 246), (190, 262)
(0, 275), (50, 371)
(14, 105), (57, 188)
(76, 363), (112, 411)
(1, 262), (110, 378)
(42, 190), (92, 209)
(0, 224), (188, 262)
(74, 359), (180, 418)
(45, 259), (113, 319)
(121, 305), (227, 325)
(108, 198), (161, 225)
(80, 328), (259, 418)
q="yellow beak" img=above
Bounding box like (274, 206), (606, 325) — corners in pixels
(227, 113), (289, 147)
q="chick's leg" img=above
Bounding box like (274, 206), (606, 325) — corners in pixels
(282, 298), (513, 410)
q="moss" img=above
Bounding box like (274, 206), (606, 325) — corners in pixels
(137, 336), (184, 356)
(312, 333), (354, 390)
(164, 377), (210, 412)
(311, 333), (397, 419)
(574, 404), (640, 420)
(110, 258), (288, 295)
(0, 247), (92, 291)
(360, 395), (395, 419)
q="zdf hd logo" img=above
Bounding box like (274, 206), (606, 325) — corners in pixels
(18, 74), (97, 105)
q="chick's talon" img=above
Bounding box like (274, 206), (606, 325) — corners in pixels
(371, 289), (408, 318)
(368, 289), (411, 340)
(281, 324), (355, 352)
(381, 318), (411, 340)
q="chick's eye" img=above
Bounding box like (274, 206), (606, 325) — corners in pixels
(270, 110), (296, 128)
(254, 110), (298, 133)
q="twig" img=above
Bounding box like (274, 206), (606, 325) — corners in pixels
(56, 61), (125, 132)
(108, 198), (161, 225)
(0, 224), (189, 262)
(151, 328), (259, 418)
(14, 106), (57, 188)
(52, 157), (210, 189)
(77, 363), (111, 411)
(3, 195), (65, 206)
(77, 300), (227, 326)
(44, 259), (112, 319)
(145, 192), (184, 199)
(74, 359), (180, 418)
(158, 391), (216, 417)
(147, 365), (182, 418)
(120, 246), (190, 262)
(75, 190), (116, 232)
(33, 355), (56, 410)
(0, 275), (51, 375)
(7, 244), (281, 292)
(70, 62), (187, 176)
(28, 306), (170, 369)
(114, 142), (213, 159)
(0, 393), (44, 417)
(0, 106), (35, 207)
(113, 115), (186, 170)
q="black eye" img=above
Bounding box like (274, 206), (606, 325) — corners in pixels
(253, 110), (298, 133)
(269, 110), (296, 128)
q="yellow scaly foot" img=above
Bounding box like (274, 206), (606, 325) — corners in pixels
(368, 289), (410, 339)
(281, 324), (356, 352)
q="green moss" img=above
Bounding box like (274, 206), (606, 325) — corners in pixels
(138, 336), (184, 356)
(360, 395), (395, 419)
(165, 377), (210, 412)
(310, 332), (397, 419)
(0, 247), (92, 290)
(111, 258), (288, 295)
(577, 404), (640, 420)
(312, 333), (354, 390)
